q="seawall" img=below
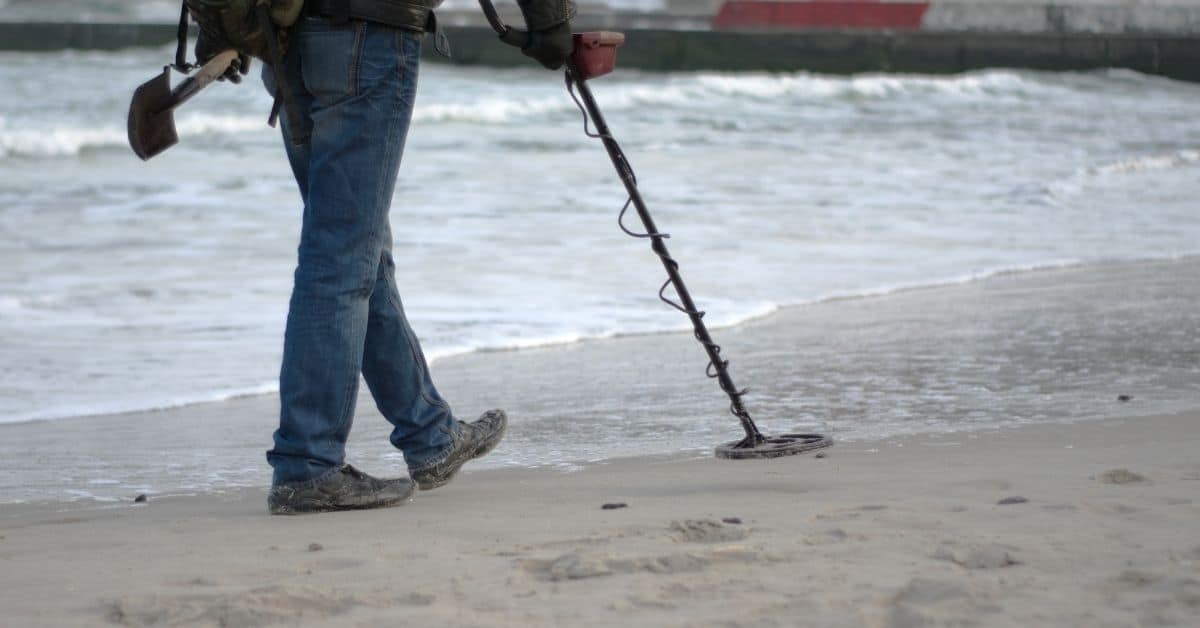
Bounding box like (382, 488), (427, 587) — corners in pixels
(1, 0), (1198, 81)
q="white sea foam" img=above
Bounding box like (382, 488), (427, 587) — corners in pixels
(0, 382), (279, 425)
(0, 112), (273, 159)
(1090, 149), (1200, 175)
(0, 69), (1070, 158)
(174, 113), (274, 137)
(1045, 148), (1200, 200)
(404, 69), (1049, 125)
(0, 119), (126, 158)
(691, 69), (1040, 100)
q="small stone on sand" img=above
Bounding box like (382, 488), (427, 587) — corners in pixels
(815, 452), (827, 459)
(133, 494), (147, 503)
(722, 517), (742, 525)
(1098, 468), (1146, 484)
(308, 542), (323, 552)
(1117, 394), (1133, 402)
(997, 496), (1028, 505)
(601, 503), (627, 510)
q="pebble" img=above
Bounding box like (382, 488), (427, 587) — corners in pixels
(308, 542), (323, 552)
(601, 503), (627, 510)
(815, 452), (827, 459)
(134, 494), (148, 503)
(997, 496), (1028, 505)
(1117, 394), (1133, 402)
(722, 517), (743, 525)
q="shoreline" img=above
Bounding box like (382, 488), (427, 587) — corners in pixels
(3, 253), (1195, 429)
(3, 409), (1197, 626)
(2, 254), (1198, 506)
(2, 403), (1194, 514)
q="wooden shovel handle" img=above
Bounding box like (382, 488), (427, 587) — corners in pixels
(168, 49), (240, 111)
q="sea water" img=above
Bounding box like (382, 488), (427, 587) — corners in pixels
(1, 46), (1199, 501)
(3, 46), (1198, 425)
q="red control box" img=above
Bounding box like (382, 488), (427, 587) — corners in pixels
(571, 31), (626, 81)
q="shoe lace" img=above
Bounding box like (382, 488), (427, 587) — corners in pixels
(340, 464), (367, 479)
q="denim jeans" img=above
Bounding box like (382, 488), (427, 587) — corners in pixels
(263, 18), (457, 485)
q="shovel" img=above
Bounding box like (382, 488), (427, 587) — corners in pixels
(127, 49), (239, 161)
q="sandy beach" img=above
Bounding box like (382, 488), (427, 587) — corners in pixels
(1, 258), (1198, 626)
(0, 409), (1197, 626)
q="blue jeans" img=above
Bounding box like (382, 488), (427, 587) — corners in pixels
(263, 18), (457, 485)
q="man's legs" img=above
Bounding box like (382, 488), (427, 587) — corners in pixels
(266, 20), (453, 486)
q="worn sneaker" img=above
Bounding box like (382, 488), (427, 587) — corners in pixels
(411, 409), (507, 490)
(268, 464), (415, 515)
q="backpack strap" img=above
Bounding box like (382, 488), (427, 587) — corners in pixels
(173, 0), (194, 72)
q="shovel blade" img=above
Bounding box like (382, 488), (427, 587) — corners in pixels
(127, 69), (178, 161)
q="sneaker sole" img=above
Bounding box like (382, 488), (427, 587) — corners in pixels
(269, 482), (415, 516)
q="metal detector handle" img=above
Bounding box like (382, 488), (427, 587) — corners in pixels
(477, 0), (532, 49)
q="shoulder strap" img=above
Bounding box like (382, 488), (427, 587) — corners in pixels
(173, 0), (194, 72)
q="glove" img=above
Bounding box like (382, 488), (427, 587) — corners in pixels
(521, 22), (573, 70)
(186, 0), (304, 64)
(516, 0), (577, 70)
(195, 26), (251, 83)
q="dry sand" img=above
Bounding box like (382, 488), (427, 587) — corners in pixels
(2, 410), (1198, 627)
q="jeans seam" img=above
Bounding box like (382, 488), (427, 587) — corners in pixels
(351, 22), (366, 98)
(378, 33), (445, 417)
(331, 360), (359, 452)
(389, 286), (451, 415)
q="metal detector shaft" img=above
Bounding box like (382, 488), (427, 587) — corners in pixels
(473, 0), (831, 456)
(565, 65), (764, 446)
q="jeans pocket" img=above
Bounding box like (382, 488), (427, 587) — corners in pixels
(298, 18), (366, 107)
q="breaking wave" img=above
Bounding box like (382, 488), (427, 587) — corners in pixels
(0, 69), (1124, 156)
(0, 113), (271, 159)
(1089, 149), (1200, 175)
(411, 69), (1055, 124)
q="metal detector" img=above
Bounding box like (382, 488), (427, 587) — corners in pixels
(479, 1), (832, 459)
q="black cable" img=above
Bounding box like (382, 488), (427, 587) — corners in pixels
(566, 70), (755, 431)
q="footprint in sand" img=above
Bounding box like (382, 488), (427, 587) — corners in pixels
(1081, 501), (1140, 515)
(1102, 570), (1200, 623)
(307, 557), (365, 572)
(1168, 546), (1200, 565)
(932, 543), (1020, 569)
(107, 585), (361, 627)
(669, 519), (749, 544)
(523, 550), (711, 581)
(888, 577), (999, 628)
(812, 504), (889, 522)
(803, 527), (867, 546)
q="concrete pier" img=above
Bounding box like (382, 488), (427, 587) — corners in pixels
(1, 1), (1198, 80)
